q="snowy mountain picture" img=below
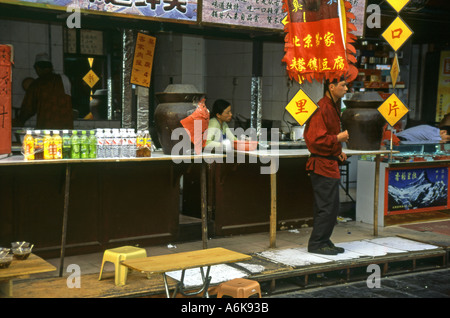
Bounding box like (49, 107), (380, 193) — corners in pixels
(387, 167), (448, 212)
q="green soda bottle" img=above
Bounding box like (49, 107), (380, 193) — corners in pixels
(80, 130), (89, 159)
(71, 130), (80, 159)
(88, 130), (97, 159)
(62, 130), (71, 159)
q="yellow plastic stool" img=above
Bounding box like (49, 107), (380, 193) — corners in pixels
(98, 246), (147, 286)
(216, 278), (262, 298)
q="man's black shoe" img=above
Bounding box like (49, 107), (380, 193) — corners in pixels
(332, 246), (345, 253)
(308, 246), (338, 256)
(328, 242), (345, 254)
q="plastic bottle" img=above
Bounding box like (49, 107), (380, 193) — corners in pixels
(143, 130), (152, 157)
(34, 130), (44, 160)
(71, 130), (80, 159)
(96, 129), (104, 159)
(136, 130), (144, 157)
(103, 129), (112, 158)
(111, 129), (121, 158)
(119, 129), (128, 158)
(89, 130), (97, 159)
(43, 130), (53, 160)
(53, 130), (63, 159)
(62, 130), (71, 159)
(23, 130), (35, 160)
(80, 130), (89, 159)
(128, 129), (137, 158)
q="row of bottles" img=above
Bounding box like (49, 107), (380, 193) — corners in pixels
(22, 128), (152, 160)
(96, 128), (152, 159)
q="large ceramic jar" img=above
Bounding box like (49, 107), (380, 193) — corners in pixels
(341, 92), (386, 150)
(154, 84), (204, 155)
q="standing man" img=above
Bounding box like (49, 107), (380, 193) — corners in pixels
(303, 78), (349, 255)
(13, 53), (73, 129)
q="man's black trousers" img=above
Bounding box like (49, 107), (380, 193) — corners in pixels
(308, 172), (340, 251)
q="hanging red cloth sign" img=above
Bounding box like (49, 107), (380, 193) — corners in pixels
(0, 45), (12, 155)
(282, 0), (358, 84)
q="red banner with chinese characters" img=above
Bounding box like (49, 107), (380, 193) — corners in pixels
(0, 45), (12, 155)
(282, 0), (358, 84)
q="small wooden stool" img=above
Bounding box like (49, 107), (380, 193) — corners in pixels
(216, 278), (261, 298)
(98, 246), (147, 286)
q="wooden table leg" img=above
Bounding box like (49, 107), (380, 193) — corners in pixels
(59, 163), (71, 277)
(0, 280), (13, 297)
(201, 162), (208, 249)
(269, 158), (277, 248)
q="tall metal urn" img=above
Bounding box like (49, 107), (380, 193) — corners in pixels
(154, 84), (204, 155)
(341, 92), (386, 150)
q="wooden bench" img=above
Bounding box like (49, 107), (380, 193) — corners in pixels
(122, 247), (252, 298)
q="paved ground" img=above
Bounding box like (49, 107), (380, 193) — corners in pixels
(268, 268), (450, 298)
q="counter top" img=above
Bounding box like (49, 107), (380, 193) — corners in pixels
(0, 148), (399, 165)
(237, 148), (398, 158)
(0, 151), (225, 166)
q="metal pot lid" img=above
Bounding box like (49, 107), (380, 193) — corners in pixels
(161, 84), (202, 94)
(348, 91), (383, 102)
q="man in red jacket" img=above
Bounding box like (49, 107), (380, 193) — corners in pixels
(304, 78), (349, 255)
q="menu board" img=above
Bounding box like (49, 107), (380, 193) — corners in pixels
(80, 30), (104, 55)
(64, 29), (104, 55)
(3, 0), (197, 22)
(202, 0), (285, 30)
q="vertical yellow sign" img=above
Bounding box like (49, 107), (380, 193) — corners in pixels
(390, 54), (400, 88)
(436, 51), (450, 122)
(131, 33), (156, 88)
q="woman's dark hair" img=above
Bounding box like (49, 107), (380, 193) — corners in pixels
(210, 99), (231, 119)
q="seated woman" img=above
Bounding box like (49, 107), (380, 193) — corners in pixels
(205, 99), (236, 152)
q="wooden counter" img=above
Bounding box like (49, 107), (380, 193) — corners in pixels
(0, 152), (224, 273)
